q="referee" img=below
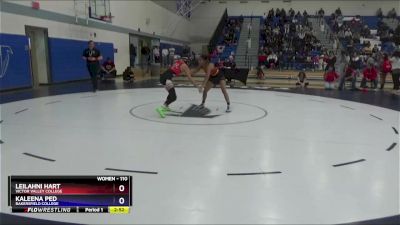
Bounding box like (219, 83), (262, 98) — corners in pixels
(82, 40), (103, 92)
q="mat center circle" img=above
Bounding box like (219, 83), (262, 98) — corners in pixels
(129, 100), (268, 125)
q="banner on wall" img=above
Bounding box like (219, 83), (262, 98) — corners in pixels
(0, 34), (115, 89)
(0, 45), (13, 78)
(0, 33), (32, 91)
(48, 38), (114, 83)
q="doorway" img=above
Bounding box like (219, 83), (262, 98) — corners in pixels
(25, 26), (51, 87)
(138, 37), (152, 67)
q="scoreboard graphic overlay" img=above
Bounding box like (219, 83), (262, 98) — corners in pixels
(8, 176), (132, 214)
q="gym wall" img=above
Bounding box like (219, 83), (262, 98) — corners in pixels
(0, 0), (191, 90)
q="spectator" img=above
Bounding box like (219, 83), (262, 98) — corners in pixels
(262, 13), (267, 21)
(168, 46), (175, 66)
(247, 23), (252, 35)
(303, 10), (308, 18)
(388, 8), (397, 21)
(122, 66), (135, 82)
(320, 20), (325, 34)
(318, 8), (325, 21)
(360, 62), (378, 89)
(141, 44), (150, 72)
(332, 37), (339, 54)
(380, 53), (392, 89)
(100, 57), (116, 80)
(258, 52), (267, 66)
(324, 66), (339, 89)
(325, 51), (337, 71)
(312, 54), (320, 70)
(344, 28), (353, 40)
(153, 46), (160, 63)
(217, 45), (225, 54)
(342, 66), (358, 90)
(350, 52), (363, 77)
(337, 51), (358, 90)
(224, 55), (236, 69)
(129, 44), (137, 68)
(223, 55), (237, 84)
(267, 51), (278, 69)
(296, 70), (309, 87)
(319, 54), (325, 70)
(362, 43), (372, 56)
(390, 50), (400, 92)
(376, 8), (383, 19)
(366, 53), (376, 66)
(372, 44), (379, 54)
(162, 47), (169, 68)
(335, 8), (342, 16)
(82, 40), (103, 92)
(246, 37), (252, 50)
(182, 45), (190, 58)
(256, 66), (265, 80)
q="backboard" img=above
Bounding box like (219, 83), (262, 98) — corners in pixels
(88, 0), (112, 22)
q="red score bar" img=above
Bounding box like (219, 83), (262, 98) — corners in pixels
(13, 183), (129, 195)
(10, 176), (131, 196)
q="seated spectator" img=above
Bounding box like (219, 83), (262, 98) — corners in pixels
(122, 66), (134, 82)
(217, 45), (225, 54)
(344, 28), (353, 40)
(305, 54), (313, 70)
(224, 55), (236, 69)
(372, 44), (379, 54)
(100, 57), (116, 79)
(361, 63), (378, 89)
(296, 70), (309, 87)
(380, 53), (392, 89)
(363, 42), (373, 55)
(338, 66), (358, 90)
(324, 66), (339, 90)
(361, 25), (371, 38)
(267, 51), (278, 69)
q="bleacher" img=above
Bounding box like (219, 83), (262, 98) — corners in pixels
(210, 16), (242, 64)
(326, 15), (399, 54)
(194, 10), (398, 91)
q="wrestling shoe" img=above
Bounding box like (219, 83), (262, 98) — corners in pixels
(156, 107), (166, 118)
(226, 105), (231, 113)
(161, 105), (171, 112)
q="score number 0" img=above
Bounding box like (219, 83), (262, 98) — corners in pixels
(118, 185), (125, 205)
(117, 177), (128, 205)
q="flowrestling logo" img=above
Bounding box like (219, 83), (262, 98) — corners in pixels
(0, 45), (13, 78)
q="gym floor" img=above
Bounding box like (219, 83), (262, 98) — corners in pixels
(0, 78), (399, 224)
